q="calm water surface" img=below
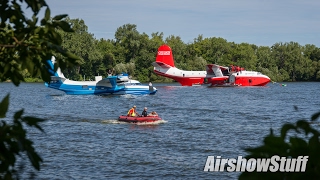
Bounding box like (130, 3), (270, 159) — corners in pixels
(1, 82), (320, 179)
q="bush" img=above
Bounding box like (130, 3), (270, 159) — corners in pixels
(239, 110), (320, 179)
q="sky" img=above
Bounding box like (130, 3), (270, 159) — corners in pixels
(41, 0), (320, 47)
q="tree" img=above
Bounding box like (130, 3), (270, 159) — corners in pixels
(114, 24), (141, 63)
(165, 35), (187, 69)
(230, 43), (258, 71)
(193, 37), (231, 65)
(96, 38), (116, 76)
(0, 95), (44, 179)
(56, 18), (102, 80)
(256, 46), (274, 69)
(0, 1), (80, 85)
(239, 110), (320, 179)
(303, 44), (320, 81)
(0, 0), (80, 179)
(134, 33), (160, 82)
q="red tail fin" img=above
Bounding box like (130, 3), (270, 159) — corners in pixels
(156, 44), (175, 67)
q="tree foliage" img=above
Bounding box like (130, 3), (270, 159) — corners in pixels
(0, 1), (81, 85)
(0, 0), (80, 179)
(0, 95), (45, 179)
(239, 110), (320, 179)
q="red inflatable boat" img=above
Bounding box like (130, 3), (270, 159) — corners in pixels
(118, 115), (162, 123)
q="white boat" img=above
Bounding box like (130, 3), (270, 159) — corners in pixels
(113, 79), (157, 95)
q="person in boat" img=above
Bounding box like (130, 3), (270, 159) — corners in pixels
(141, 107), (148, 117)
(148, 111), (158, 116)
(127, 105), (139, 117)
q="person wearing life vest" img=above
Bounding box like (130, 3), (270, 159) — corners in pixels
(127, 105), (138, 117)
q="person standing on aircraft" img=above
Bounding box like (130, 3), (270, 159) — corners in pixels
(149, 82), (153, 92)
(127, 105), (139, 117)
(141, 107), (148, 117)
(108, 68), (115, 76)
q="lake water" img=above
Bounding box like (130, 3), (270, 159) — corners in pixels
(1, 82), (319, 179)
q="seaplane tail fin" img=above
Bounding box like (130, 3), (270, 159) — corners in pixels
(155, 44), (175, 68)
(107, 76), (119, 89)
(46, 56), (65, 78)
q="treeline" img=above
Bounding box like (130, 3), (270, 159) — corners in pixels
(27, 18), (320, 83)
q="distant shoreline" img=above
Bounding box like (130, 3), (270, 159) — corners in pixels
(1, 80), (319, 84)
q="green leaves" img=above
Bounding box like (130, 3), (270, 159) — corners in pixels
(53, 14), (68, 21)
(23, 116), (45, 132)
(25, 0), (47, 15)
(280, 123), (296, 139)
(44, 7), (50, 21)
(56, 21), (74, 32)
(311, 112), (320, 121)
(1, 0), (81, 87)
(240, 111), (320, 179)
(0, 94), (45, 178)
(0, 94), (9, 118)
(0, 0), (79, 179)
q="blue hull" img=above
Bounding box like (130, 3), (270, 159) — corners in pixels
(106, 89), (158, 95)
(45, 82), (157, 95)
(126, 89), (157, 95)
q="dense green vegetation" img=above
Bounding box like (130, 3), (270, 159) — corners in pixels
(43, 19), (320, 83)
(0, 0), (81, 179)
(240, 110), (320, 179)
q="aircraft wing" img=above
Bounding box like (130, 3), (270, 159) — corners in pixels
(206, 64), (215, 75)
(206, 64), (229, 76)
(152, 62), (172, 68)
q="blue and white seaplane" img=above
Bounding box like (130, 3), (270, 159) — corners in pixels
(45, 57), (157, 95)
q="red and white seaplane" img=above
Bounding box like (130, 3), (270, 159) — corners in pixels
(152, 44), (270, 87)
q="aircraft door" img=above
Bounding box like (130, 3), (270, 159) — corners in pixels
(229, 75), (235, 84)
